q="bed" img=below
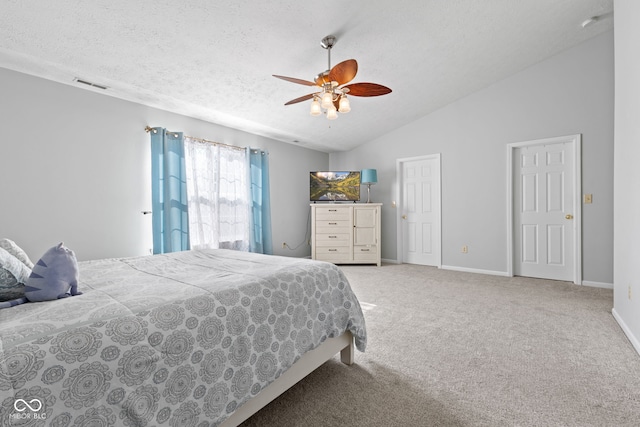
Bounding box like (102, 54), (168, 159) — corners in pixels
(0, 249), (367, 426)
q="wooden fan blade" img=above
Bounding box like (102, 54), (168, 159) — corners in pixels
(284, 93), (317, 105)
(343, 82), (392, 97)
(328, 59), (358, 85)
(273, 75), (318, 87)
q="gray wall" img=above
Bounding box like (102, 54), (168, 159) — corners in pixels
(0, 67), (328, 261)
(331, 31), (614, 284)
(613, 0), (640, 353)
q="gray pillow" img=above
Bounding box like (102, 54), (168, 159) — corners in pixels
(0, 238), (34, 269)
(0, 247), (32, 302)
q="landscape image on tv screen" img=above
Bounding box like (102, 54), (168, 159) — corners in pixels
(310, 171), (361, 202)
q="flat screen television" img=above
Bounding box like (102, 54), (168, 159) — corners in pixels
(310, 171), (361, 202)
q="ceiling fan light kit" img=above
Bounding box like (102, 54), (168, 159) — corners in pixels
(326, 105), (338, 120)
(338, 95), (351, 113)
(321, 90), (334, 109)
(310, 98), (322, 116)
(273, 35), (391, 120)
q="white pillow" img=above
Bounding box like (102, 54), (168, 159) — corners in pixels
(0, 247), (32, 302)
(0, 238), (34, 269)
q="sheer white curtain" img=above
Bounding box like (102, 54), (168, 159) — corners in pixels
(184, 137), (250, 251)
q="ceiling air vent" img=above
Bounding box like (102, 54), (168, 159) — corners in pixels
(73, 78), (108, 90)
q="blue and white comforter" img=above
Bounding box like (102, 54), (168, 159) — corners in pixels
(0, 249), (366, 426)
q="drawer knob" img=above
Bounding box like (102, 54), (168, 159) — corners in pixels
(329, 249), (337, 252)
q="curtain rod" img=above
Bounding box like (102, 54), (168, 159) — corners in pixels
(145, 126), (246, 152)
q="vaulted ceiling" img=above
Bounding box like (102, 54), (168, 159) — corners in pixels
(0, 0), (613, 152)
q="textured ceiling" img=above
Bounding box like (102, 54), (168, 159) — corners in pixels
(0, 0), (613, 152)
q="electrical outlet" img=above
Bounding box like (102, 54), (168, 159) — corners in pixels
(462, 245), (468, 254)
(282, 242), (286, 249)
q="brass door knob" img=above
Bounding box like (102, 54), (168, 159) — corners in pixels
(402, 215), (407, 220)
(565, 214), (574, 220)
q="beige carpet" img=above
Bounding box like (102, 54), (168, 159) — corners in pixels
(241, 264), (640, 426)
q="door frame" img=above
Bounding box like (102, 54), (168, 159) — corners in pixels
(395, 154), (442, 267)
(506, 134), (582, 284)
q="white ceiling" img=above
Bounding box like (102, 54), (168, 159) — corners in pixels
(0, 0), (613, 153)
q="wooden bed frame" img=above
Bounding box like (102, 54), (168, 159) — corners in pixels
(221, 331), (354, 426)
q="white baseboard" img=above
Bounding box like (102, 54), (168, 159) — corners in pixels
(391, 263), (614, 290)
(440, 265), (510, 277)
(612, 308), (640, 357)
(382, 258), (401, 265)
(582, 280), (614, 289)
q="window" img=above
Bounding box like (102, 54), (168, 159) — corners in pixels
(184, 137), (250, 250)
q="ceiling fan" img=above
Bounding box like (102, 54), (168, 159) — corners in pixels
(273, 35), (392, 120)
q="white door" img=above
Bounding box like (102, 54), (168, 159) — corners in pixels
(513, 139), (578, 282)
(399, 155), (441, 266)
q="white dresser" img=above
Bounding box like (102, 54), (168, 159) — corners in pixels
(311, 203), (381, 266)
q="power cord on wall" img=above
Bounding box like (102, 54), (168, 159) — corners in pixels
(282, 207), (311, 251)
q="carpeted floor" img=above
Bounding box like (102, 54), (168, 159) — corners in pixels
(241, 263), (640, 426)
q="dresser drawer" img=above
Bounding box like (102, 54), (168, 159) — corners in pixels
(316, 226), (350, 235)
(315, 233), (350, 246)
(316, 219), (350, 230)
(353, 245), (378, 261)
(315, 246), (351, 260)
(315, 207), (351, 221)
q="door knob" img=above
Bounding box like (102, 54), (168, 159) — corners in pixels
(565, 214), (573, 220)
(402, 215), (407, 220)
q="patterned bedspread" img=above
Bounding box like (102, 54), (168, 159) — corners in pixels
(0, 249), (366, 426)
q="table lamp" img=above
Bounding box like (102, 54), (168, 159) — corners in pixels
(361, 169), (377, 203)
